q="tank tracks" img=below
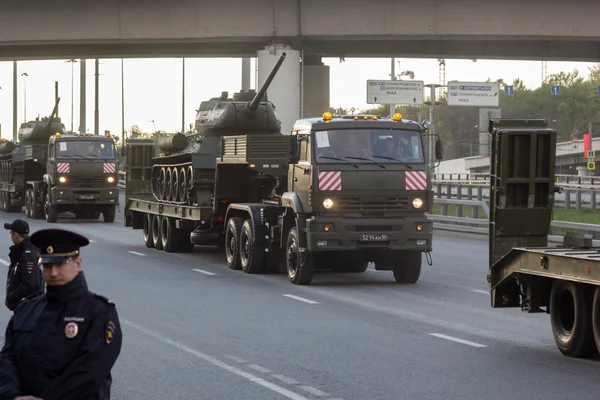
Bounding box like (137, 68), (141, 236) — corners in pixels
(151, 161), (215, 206)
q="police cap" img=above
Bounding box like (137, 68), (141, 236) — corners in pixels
(4, 219), (30, 235)
(30, 228), (90, 264)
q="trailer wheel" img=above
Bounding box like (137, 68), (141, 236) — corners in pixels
(549, 280), (596, 358)
(25, 189), (33, 218)
(143, 213), (154, 248)
(44, 193), (58, 223)
(161, 216), (179, 253)
(239, 219), (264, 274)
(392, 251), (422, 284)
(589, 286), (600, 355)
(225, 217), (244, 270)
(0, 191), (6, 211)
(286, 226), (314, 285)
(152, 214), (163, 250)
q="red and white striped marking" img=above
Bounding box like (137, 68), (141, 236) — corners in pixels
(318, 171), (342, 191)
(405, 170), (427, 190)
(103, 162), (116, 173)
(56, 162), (70, 173)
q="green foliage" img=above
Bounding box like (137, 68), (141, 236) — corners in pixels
(332, 64), (600, 159)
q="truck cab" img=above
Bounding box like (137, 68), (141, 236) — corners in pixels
(282, 112), (443, 283)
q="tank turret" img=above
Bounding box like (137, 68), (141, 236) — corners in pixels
(17, 97), (66, 144)
(0, 140), (16, 155)
(146, 52), (288, 207)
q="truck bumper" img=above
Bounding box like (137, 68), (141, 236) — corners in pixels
(305, 216), (433, 252)
(51, 187), (119, 206)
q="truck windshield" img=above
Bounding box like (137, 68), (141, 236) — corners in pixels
(56, 141), (116, 159)
(313, 128), (424, 164)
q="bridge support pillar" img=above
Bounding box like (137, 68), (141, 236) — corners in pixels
(301, 55), (330, 120)
(257, 44), (300, 135)
(478, 108), (501, 156)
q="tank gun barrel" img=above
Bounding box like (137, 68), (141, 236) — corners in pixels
(0, 141), (15, 155)
(157, 133), (188, 153)
(246, 52), (286, 112)
(46, 97), (61, 130)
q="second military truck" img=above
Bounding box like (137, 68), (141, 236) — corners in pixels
(0, 99), (120, 223)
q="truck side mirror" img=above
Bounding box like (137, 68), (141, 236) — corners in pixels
(287, 135), (300, 164)
(435, 139), (444, 160)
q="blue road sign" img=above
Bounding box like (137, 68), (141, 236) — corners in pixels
(504, 85), (514, 95)
(551, 85), (561, 95)
(597, 85), (600, 95)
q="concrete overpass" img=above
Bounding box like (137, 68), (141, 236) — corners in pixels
(1, 0), (600, 62)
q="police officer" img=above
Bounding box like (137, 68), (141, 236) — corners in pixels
(0, 228), (122, 400)
(4, 219), (43, 312)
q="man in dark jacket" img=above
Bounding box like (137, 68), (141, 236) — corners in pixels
(0, 228), (122, 400)
(4, 219), (43, 311)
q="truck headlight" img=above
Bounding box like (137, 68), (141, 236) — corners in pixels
(412, 198), (423, 209)
(323, 198), (334, 209)
(107, 176), (115, 183)
(59, 176), (67, 183)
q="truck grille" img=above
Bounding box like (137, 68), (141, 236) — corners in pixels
(333, 197), (409, 214)
(66, 177), (108, 188)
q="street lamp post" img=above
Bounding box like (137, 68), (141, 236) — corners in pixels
(21, 72), (28, 123)
(65, 59), (78, 132)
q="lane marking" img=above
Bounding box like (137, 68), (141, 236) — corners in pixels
(271, 374), (300, 385)
(472, 289), (488, 295)
(128, 251), (146, 256)
(429, 333), (487, 348)
(115, 219), (123, 223)
(122, 319), (312, 400)
(192, 268), (217, 276)
(248, 364), (272, 373)
(0, 259), (9, 266)
(89, 240), (97, 243)
(298, 386), (329, 397)
(283, 294), (319, 305)
(224, 355), (248, 364)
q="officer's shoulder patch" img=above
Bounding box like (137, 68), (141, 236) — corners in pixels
(89, 292), (114, 306)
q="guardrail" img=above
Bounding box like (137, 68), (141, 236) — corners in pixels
(118, 171), (126, 190)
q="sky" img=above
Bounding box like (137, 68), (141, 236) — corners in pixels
(0, 57), (597, 140)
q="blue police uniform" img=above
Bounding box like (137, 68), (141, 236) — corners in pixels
(0, 228), (122, 400)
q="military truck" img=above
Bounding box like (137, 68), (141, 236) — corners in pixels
(488, 118), (600, 358)
(0, 99), (120, 223)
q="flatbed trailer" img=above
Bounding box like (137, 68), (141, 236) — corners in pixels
(488, 118), (600, 358)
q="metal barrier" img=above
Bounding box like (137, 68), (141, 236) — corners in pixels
(118, 171), (126, 189)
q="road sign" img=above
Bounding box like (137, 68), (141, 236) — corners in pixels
(551, 85), (561, 95)
(588, 161), (596, 171)
(447, 82), (499, 107)
(504, 85), (514, 95)
(366, 80), (424, 105)
(587, 150), (595, 158)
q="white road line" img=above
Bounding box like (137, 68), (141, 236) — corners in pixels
(283, 294), (319, 305)
(248, 364), (272, 373)
(122, 319), (312, 400)
(115, 219), (123, 223)
(298, 386), (329, 397)
(271, 374), (300, 385)
(224, 355), (248, 364)
(0, 259), (9, 266)
(429, 333), (487, 348)
(89, 240), (97, 243)
(472, 289), (488, 295)
(192, 268), (217, 276)
(127, 251), (146, 256)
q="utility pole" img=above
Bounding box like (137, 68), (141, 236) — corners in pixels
(121, 58), (125, 140)
(94, 58), (99, 135)
(65, 59), (77, 132)
(424, 83), (442, 172)
(12, 61), (17, 141)
(181, 58), (185, 134)
(389, 58), (396, 116)
(79, 59), (86, 134)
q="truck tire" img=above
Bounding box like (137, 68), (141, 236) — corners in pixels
(591, 287), (600, 355)
(392, 251), (422, 284)
(103, 205), (116, 223)
(161, 216), (179, 253)
(240, 219), (264, 274)
(143, 213), (154, 248)
(25, 189), (33, 218)
(152, 214), (163, 250)
(44, 193), (58, 223)
(225, 217), (244, 270)
(286, 226), (314, 285)
(549, 280), (596, 358)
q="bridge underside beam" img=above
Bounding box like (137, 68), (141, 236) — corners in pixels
(1, 37), (599, 62)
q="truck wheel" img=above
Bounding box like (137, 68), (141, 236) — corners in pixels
(25, 189), (33, 218)
(591, 287), (600, 355)
(143, 214), (154, 248)
(240, 219), (264, 274)
(286, 226), (314, 285)
(549, 280), (596, 358)
(44, 193), (58, 223)
(392, 251), (422, 284)
(103, 205), (116, 222)
(152, 215), (163, 250)
(225, 217), (243, 270)
(161, 217), (179, 253)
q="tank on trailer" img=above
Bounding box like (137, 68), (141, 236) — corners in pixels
(148, 52), (287, 208)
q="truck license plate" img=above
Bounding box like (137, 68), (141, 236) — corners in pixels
(359, 234), (389, 242)
(79, 195), (94, 200)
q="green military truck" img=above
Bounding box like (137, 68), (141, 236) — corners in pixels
(488, 118), (600, 358)
(0, 99), (119, 223)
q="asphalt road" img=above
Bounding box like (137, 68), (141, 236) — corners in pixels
(0, 205), (598, 399)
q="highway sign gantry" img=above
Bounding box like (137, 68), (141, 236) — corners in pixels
(447, 82), (500, 107)
(366, 80), (424, 105)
